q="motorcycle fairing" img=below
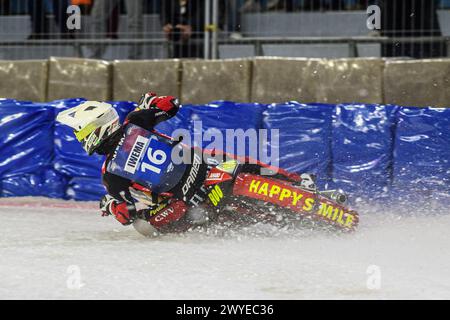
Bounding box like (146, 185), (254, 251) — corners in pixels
(232, 173), (359, 231)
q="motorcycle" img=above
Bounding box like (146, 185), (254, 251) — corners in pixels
(125, 131), (360, 237)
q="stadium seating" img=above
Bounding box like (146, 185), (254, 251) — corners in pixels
(1, 10), (449, 59)
(0, 14), (167, 60)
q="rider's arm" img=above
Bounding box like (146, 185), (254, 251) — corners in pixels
(100, 171), (137, 225)
(125, 92), (180, 130)
(101, 170), (189, 229)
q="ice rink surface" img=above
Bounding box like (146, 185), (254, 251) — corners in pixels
(1, 197), (450, 300)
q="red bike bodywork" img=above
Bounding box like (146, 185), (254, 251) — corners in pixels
(202, 162), (359, 232)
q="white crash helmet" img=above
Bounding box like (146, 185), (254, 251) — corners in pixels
(56, 101), (120, 155)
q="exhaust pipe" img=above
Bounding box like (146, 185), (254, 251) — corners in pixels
(320, 190), (348, 206)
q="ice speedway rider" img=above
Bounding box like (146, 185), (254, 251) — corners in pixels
(56, 92), (317, 233)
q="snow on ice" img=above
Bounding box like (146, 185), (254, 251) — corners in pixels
(1, 197), (450, 299)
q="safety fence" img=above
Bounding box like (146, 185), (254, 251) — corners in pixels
(1, 36), (449, 60)
(0, 99), (449, 206)
(1, 1), (450, 60)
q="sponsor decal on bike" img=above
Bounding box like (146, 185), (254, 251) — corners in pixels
(217, 160), (238, 174)
(154, 207), (174, 222)
(205, 167), (233, 186)
(182, 152), (202, 195)
(111, 136), (125, 162)
(148, 202), (168, 216)
(186, 185), (208, 207)
(316, 199), (355, 228)
(124, 135), (148, 174)
(208, 185), (224, 206)
(149, 200), (187, 228)
(232, 174), (357, 229)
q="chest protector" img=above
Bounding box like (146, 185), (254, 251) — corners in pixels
(107, 124), (187, 193)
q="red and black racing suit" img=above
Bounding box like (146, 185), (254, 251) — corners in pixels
(99, 93), (302, 230)
(99, 93), (187, 228)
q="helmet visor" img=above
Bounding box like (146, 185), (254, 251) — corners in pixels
(81, 127), (102, 155)
(74, 122), (97, 142)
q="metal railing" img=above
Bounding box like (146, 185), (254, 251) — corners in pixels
(1, 35), (449, 60)
(0, 0), (449, 60)
(219, 35), (450, 57)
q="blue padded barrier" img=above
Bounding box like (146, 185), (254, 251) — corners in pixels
(154, 105), (193, 137)
(183, 101), (266, 159)
(392, 107), (450, 204)
(0, 100), (64, 197)
(0, 98), (449, 205)
(0, 101), (54, 176)
(0, 170), (66, 199)
(330, 104), (398, 197)
(66, 177), (107, 201)
(262, 102), (333, 187)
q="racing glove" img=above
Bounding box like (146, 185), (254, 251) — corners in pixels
(137, 92), (180, 119)
(100, 194), (134, 226)
(99, 194), (115, 216)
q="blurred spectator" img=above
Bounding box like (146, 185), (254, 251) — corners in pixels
(144, 0), (161, 14)
(71, 0), (93, 14)
(90, 0), (144, 59)
(105, 4), (120, 39)
(240, 0), (263, 12)
(379, 0), (446, 58)
(28, 0), (72, 39)
(0, 0), (11, 15)
(266, 0), (301, 11)
(300, 0), (351, 11)
(240, 0), (350, 12)
(162, 0), (225, 58)
(226, 0), (244, 38)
